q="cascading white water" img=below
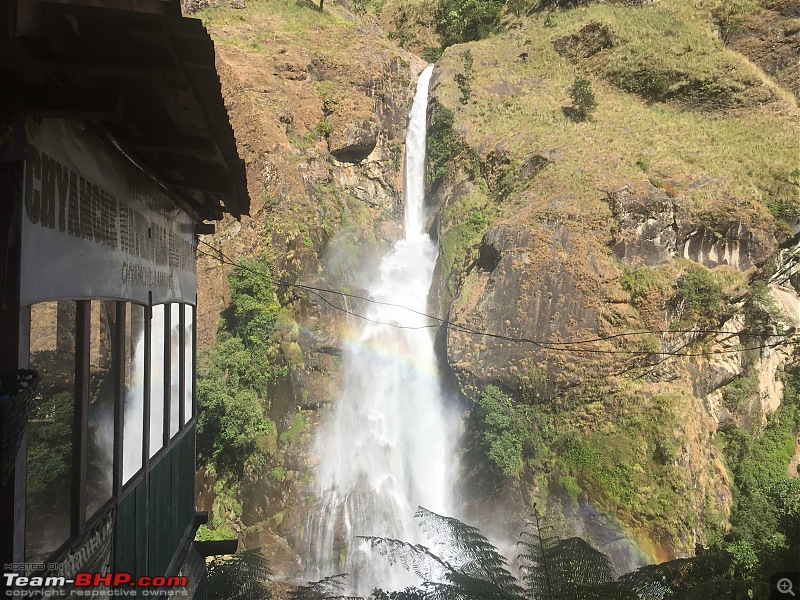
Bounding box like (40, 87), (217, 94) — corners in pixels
(306, 65), (456, 591)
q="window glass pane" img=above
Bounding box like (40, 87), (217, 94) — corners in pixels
(123, 304), (145, 483)
(87, 301), (116, 517)
(26, 300), (75, 562)
(149, 304), (165, 457)
(183, 305), (193, 425)
(169, 304), (180, 438)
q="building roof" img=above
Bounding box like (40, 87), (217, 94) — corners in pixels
(1, 0), (249, 220)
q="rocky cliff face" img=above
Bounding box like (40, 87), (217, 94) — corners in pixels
(190, 2), (424, 574)
(190, 0), (799, 580)
(425, 1), (799, 568)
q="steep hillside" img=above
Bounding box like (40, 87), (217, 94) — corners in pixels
(420, 0), (799, 572)
(187, 0), (425, 574)
(189, 0), (800, 585)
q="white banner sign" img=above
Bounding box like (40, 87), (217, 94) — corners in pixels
(21, 119), (197, 307)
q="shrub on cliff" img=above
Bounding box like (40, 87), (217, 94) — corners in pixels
(475, 385), (538, 479)
(197, 253), (283, 477)
(435, 0), (505, 47)
(426, 105), (464, 187)
(714, 374), (800, 580)
(672, 266), (724, 328)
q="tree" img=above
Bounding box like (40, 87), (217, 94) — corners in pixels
(434, 0), (505, 48)
(361, 507), (525, 599)
(672, 266), (723, 328)
(196, 253), (281, 477)
(564, 77), (597, 122)
(476, 386), (528, 479)
(518, 507), (633, 600)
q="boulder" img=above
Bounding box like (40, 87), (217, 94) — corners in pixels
(608, 185), (677, 266)
(553, 22), (615, 61)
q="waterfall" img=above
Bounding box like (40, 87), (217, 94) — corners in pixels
(306, 65), (456, 591)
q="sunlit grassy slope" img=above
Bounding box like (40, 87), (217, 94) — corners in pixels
(426, 0), (797, 236)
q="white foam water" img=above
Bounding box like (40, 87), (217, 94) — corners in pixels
(305, 65), (457, 592)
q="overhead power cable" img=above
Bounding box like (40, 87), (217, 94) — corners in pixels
(196, 240), (798, 359)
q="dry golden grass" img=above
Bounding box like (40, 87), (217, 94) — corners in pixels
(432, 0), (798, 231)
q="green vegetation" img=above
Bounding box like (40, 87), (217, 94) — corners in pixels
(425, 104), (463, 187)
(596, 4), (775, 109)
(207, 549), (271, 600)
(441, 207), (486, 271)
(455, 49), (475, 105)
(423, 46), (443, 63)
(673, 265), (724, 328)
(353, 0), (386, 15)
(312, 183), (374, 233)
(26, 389), (73, 498)
(428, 1), (797, 239)
(468, 382), (705, 549)
(434, 0), (504, 47)
(620, 265), (672, 305)
(197, 254), (306, 484)
(285, 119), (334, 151)
(197, 0), (351, 49)
(386, 3), (424, 49)
(713, 0), (764, 43)
(226, 255), (282, 385)
(279, 411), (310, 446)
(314, 120), (334, 141)
(558, 435), (638, 508)
(764, 168), (800, 226)
(196, 523), (238, 542)
(564, 76), (597, 122)
(466, 370), (798, 567)
(466, 385), (556, 487)
(721, 375), (759, 414)
(712, 369), (800, 580)
(475, 386), (537, 478)
(196, 351), (274, 478)
(196, 475), (246, 543)
(439, 188), (494, 280)
(291, 507), (774, 598)
(553, 392), (696, 537)
(238, 505), (791, 597)
(196, 253), (322, 539)
(270, 466), (288, 482)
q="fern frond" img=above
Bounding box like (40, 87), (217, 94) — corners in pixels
(414, 507), (524, 596)
(617, 553), (733, 600)
(359, 535), (451, 582)
(670, 579), (770, 600)
(544, 537), (615, 588)
(519, 515), (616, 599)
(206, 549), (271, 600)
(288, 573), (360, 600)
(445, 571), (526, 599)
(527, 582), (639, 600)
(367, 588), (428, 600)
